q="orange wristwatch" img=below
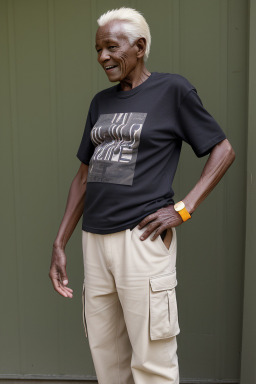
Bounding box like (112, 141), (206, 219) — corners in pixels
(174, 201), (191, 222)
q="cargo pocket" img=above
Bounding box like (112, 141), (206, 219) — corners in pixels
(82, 283), (88, 338)
(149, 271), (180, 340)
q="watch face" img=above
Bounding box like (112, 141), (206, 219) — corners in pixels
(174, 201), (185, 211)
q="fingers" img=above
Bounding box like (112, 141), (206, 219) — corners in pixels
(50, 247), (74, 298)
(150, 226), (165, 241)
(60, 273), (69, 287)
(51, 277), (73, 298)
(137, 205), (183, 242)
(138, 212), (157, 230)
(49, 268), (73, 298)
(139, 221), (160, 241)
(65, 287), (74, 293)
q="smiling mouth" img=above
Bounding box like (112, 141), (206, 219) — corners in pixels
(105, 65), (118, 71)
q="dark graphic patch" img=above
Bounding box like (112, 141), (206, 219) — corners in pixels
(88, 112), (147, 185)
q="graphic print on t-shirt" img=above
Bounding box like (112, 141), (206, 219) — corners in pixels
(87, 112), (147, 186)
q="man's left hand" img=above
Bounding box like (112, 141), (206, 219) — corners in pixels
(137, 205), (183, 241)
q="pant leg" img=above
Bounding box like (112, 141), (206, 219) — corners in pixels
(82, 227), (180, 384)
(111, 226), (180, 384)
(82, 231), (135, 384)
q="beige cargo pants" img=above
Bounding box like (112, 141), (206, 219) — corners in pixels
(82, 226), (180, 384)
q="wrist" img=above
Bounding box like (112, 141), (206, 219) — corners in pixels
(181, 199), (194, 215)
(53, 239), (65, 250)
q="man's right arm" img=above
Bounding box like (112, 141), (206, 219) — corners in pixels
(49, 163), (88, 298)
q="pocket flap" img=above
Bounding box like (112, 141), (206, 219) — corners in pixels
(150, 271), (177, 292)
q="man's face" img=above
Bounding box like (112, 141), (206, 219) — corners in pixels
(95, 21), (139, 82)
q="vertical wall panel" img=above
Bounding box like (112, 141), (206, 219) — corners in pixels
(10, 0), (62, 373)
(52, 0), (95, 374)
(240, 0), (256, 382)
(0, 0), (248, 381)
(0, 0), (21, 372)
(217, 0), (247, 378)
(177, 2), (227, 378)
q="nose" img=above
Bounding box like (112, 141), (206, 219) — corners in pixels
(98, 48), (110, 64)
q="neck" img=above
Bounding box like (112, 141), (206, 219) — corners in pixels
(119, 63), (151, 91)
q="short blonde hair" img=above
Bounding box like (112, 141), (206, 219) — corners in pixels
(97, 7), (151, 61)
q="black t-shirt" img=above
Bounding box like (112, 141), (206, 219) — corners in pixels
(77, 72), (226, 234)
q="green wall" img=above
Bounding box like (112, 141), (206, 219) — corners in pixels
(0, 0), (248, 382)
(240, 0), (256, 383)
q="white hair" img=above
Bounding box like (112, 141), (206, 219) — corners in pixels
(97, 7), (151, 61)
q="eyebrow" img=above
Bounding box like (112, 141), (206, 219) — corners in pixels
(95, 38), (119, 49)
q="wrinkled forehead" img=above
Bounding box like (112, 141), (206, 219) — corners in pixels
(96, 20), (130, 43)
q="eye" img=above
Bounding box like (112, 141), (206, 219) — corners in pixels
(108, 46), (117, 50)
(96, 48), (102, 53)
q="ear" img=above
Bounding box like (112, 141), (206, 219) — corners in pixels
(135, 37), (147, 59)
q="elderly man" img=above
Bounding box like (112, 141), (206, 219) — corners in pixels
(49, 7), (235, 384)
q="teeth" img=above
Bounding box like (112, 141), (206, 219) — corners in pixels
(106, 65), (115, 69)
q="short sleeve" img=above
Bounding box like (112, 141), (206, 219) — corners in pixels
(178, 89), (226, 157)
(76, 101), (96, 165)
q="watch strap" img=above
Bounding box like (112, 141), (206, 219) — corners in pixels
(174, 201), (191, 222)
(178, 207), (191, 221)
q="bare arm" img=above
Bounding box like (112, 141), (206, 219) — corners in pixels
(49, 163), (88, 297)
(138, 139), (235, 240)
